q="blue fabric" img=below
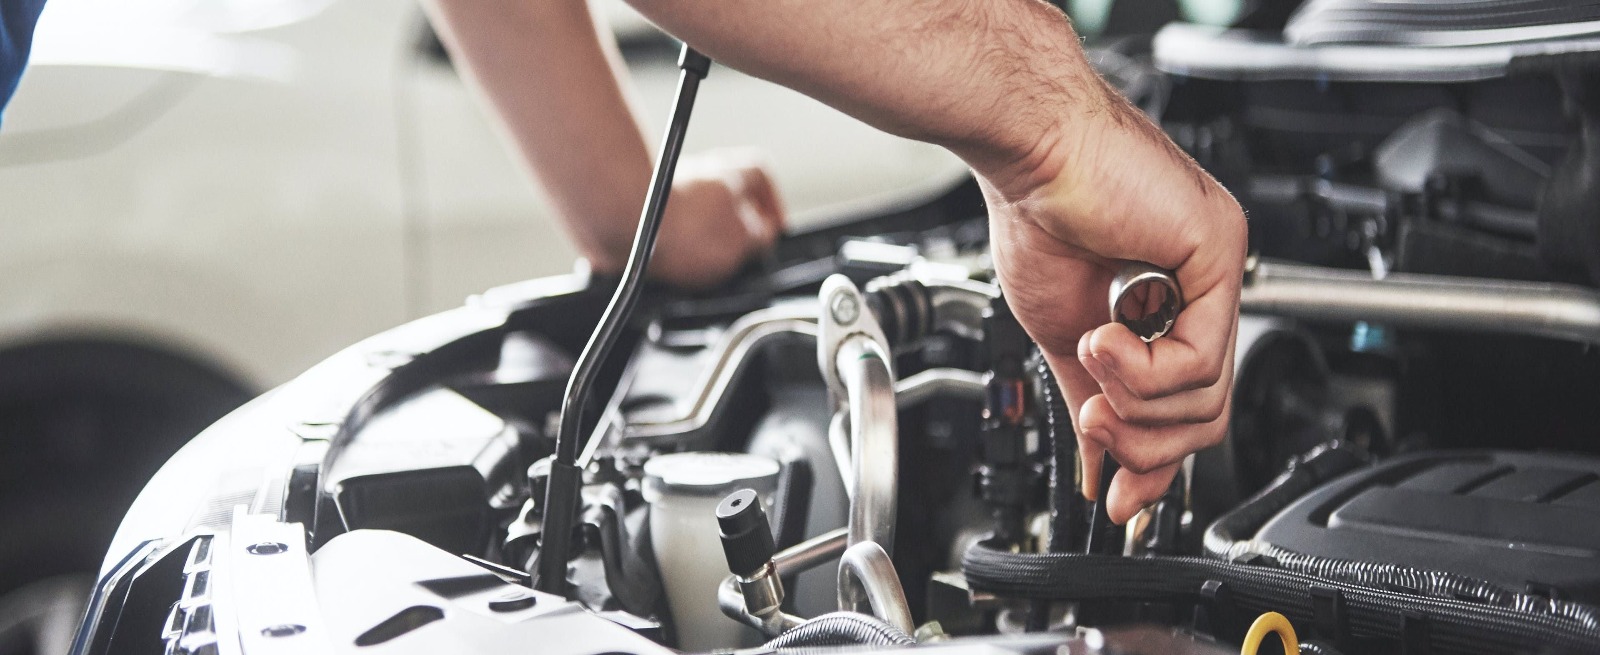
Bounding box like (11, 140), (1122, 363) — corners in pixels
(0, 0), (48, 125)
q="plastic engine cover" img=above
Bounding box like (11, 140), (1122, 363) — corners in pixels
(1256, 450), (1600, 604)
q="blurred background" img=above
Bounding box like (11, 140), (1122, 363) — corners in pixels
(0, 1), (1236, 653)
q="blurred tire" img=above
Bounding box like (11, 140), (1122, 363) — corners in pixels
(0, 340), (252, 604)
(0, 575), (92, 655)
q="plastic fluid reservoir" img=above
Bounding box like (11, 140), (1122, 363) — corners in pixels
(643, 452), (780, 651)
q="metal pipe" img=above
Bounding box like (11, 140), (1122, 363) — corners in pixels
(895, 368), (985, 407)
(837, 337), (898, 557)
(773, 527), (850, 576)
(1242, 260), (1600, 346)
(719, 575), (802, 635)
(836, 541), (915, 635)
(624, 305), (818, 441)
(834, 369), (982, 501)
(924, 278), (998, 342)
(624, 324), (981, 446)
(828, 411), (855, 501)
(718, 528), (849, 636)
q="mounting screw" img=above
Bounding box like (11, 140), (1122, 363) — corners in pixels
(261, 624), (305, 638)
(829, 289), (860, 325)
(488, 590), (538, 612)
(246, 542), (288, 556)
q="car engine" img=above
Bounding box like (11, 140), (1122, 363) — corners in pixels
(71, 5), (1600, 655)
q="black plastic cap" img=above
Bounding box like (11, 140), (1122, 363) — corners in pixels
(717, 489), (775, 578)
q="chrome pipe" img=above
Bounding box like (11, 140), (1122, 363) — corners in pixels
(924, 278), (998, 342)
(837, 337), (898, 557)
(828, 411), (854, 501)
(834, 369), (983, 501)
(895, 368), (985, 407)
(773, 527), (849, 576)
(836, 541), (915, 635)
(1242, 261), (1600, 346)
(718, 527), (849, 636)
(718, 574), (802, 635)
(625, 304), (818, 441)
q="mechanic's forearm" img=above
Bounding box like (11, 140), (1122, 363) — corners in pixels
(421, 0), (652, 271)
(625, 0), (1108, 191)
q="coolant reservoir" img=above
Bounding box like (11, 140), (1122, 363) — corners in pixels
(643, 452), (780, 651)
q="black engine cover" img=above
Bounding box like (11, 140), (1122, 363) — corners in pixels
(1256, 450), (1600, 603)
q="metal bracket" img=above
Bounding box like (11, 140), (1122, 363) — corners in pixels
(818, 274), (894, 404)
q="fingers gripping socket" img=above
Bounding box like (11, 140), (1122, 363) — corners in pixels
(1109, 262), (1185, 342)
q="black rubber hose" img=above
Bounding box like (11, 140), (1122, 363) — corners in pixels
(764, 612), (916, 649)
(1203, 441), (1600, 626)
(961, 543), (1600, 654)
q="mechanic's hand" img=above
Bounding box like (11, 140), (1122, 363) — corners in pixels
(648, 149), (786, 289)
(982, 83), (1246, 525)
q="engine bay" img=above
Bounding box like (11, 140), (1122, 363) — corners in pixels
(73, 8), (1600, 655)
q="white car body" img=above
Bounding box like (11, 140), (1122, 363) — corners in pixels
(0, 0), (961, 392)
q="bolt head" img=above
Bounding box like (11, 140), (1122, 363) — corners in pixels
(488, 590), (538, 613)
(246, 542), (288, 556)
(829, 290), (860, 325)
(261, 624), (305, 638)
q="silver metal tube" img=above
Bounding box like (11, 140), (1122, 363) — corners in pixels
(718, 527), (849, 636)
(739, 563), (785, 617)
(836, 337), (898, 557)
(924, 278), (997, 342)
(836, 541), (915, 635)
(626, 305), (818, 440)
(833, 369), (982, 501)
(1242, 261), (1600, 346)
(895, 368), (985, 407)
(718, 575), (802, 635)
(772, 527), (850, 576)
(828, 411), (854, 501)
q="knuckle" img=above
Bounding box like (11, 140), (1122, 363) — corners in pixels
(1199, 389), (1229, 423)
(1190, 355), (1222, 390)
(1125, 403), (1182, 428)
(1200, 358), (1226, 388)
(1102, 389), (1140, 418)
(1121, 376), (1162, 401)
(1174, 356), (1225, 394)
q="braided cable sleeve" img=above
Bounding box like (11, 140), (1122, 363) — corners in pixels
(1036, 355), (1079, 553)
(1297, 640), (1343, 655)
(1202, 441), (1599, 628)
(764, 612), (916, 649)
(961, 543), (1600, 654)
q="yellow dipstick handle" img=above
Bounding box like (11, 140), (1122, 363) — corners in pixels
(1241, 611), (1299, 655)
